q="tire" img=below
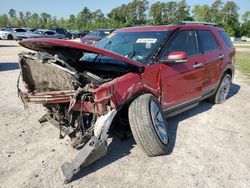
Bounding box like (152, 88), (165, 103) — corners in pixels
(128, 94), (169, 157)
(208, 73), (231, 104)
(7, 34), (14, 40)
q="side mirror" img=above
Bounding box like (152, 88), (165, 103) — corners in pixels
(160, 51), (188, 64)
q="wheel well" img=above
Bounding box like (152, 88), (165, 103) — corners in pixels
(109, 92), (150, 138)
(224, 69), (233, 77)
(7, 34), (13, 39)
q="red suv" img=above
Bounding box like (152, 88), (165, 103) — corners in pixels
(18, 22), (235, 182)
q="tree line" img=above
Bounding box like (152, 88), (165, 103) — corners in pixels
(0, 0), (249, 37)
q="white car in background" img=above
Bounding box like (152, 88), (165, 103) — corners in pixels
(0, 28), (27, 40)
(241, 36), (249, 42)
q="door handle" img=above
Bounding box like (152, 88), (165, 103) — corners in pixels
(193, 62), (203, 68)
(219, 54), (224, 59)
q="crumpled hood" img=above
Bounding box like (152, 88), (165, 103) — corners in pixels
(19, 38), (144, 68)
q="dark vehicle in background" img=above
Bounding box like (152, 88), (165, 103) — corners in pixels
(16, 29), (65, 40)
(72, 30), (89, 39)
(17, 22), (235, 182)
(49, 28), (72, 39)
(80, 29), (114, 45)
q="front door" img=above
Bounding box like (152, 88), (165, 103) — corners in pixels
(158, 30), (204, 110)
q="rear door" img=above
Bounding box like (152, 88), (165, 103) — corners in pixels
(159, 30), (205, 109)
(196, 30), (222, 94)
(14, 28), (27, 38)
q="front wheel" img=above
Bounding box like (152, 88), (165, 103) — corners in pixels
(208, 73), (231, 104)
(128, 94), (169, 157)
(7, 34), (14, 40)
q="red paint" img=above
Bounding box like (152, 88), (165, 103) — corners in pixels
(167, 51), (188, 60)
(20, 24), (235, 114)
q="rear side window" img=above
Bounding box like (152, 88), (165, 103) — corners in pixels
(44, 31), (55, 35)
(15, 29), (26, 32)
(218, 31), (233, 48)
(197, 30), (218, 52)
(163, 30), (199, 56)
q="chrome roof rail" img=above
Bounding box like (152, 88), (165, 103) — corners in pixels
(178, 21), (219, 26)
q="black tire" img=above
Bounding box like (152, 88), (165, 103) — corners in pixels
(208, 73), (231, 104)
(7, 34), (14, 40)
(128, 94), (169, 157)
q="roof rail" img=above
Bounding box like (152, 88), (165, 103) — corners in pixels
(179, 21), (218, 27)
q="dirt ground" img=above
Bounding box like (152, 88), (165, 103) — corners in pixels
(0, 40), (250, 188)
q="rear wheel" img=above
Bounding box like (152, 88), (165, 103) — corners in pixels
(208, 73), (231, 104)
(128, 94), (169, 157)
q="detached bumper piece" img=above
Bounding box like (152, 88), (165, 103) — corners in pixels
(62, 136), (107, 183)
(61, 109), (117, 183)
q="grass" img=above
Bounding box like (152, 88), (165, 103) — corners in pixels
(236, 51), (250, 79)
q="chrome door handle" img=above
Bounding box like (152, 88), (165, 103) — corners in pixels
(219, 54), (224, 59)
(193, 62), (203, 68)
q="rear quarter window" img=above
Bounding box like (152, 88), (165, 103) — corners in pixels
(197, 30), (218, 52)
(218, 31), (233, 48)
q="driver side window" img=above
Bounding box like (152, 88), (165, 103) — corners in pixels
(163, 30), (199, 57)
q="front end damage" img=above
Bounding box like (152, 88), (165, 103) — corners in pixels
(17, 39), (154, 183)
(18, 51), (121, 183)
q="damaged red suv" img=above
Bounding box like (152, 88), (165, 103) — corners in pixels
(18, 22), (235, 182)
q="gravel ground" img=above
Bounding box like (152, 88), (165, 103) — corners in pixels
(0, 40), (250, 188)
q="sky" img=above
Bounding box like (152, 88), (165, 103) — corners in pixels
(0, 0), (249, 19)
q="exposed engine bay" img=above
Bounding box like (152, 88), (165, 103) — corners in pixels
(17, 38), (153, 183)
(17, 40), (144, 183)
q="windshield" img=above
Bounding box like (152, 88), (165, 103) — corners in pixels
(94, 31), (171, 64)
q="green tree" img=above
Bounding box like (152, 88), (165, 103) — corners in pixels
(221, 1), (240, 36)
(149, 2), (165, 24)
(175, 0), (192, 22)
(40, 12), (51, 28)
(192, 5), (211, 22)
(163, 1), (178, 24)
(107, 4), (128, 27)
(8, 9), (16, 18)
(82, 7), (92, 27)
(210, 0), (223, 24)
(0, 14), (8, 27)
(241, 11), (250, 37)
(126, 0), (149, 25)
(67, 14), (76, 29)
(29, 13), (40, 28)
(91, 9), (107, 28)
(24, 11), (31, 26)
